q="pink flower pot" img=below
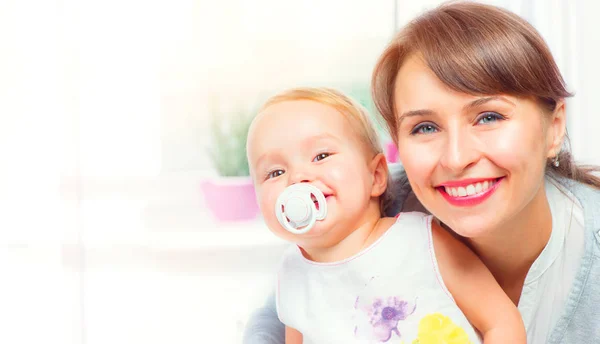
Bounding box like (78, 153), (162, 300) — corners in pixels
(201, 176), (260, 222)
(385, 141), (399, 163)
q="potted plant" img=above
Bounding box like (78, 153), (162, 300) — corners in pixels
(201, 107), (260, 222)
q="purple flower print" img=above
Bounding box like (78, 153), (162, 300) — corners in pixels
(364, 297), (416, 342)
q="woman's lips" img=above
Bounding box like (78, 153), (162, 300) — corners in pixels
(437, 177), (504, 207)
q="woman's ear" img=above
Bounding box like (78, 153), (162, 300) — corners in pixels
(546, 100), (567, 158)
(369, 153), (389, 197)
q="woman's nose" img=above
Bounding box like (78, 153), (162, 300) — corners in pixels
(439, 131), (480, 173)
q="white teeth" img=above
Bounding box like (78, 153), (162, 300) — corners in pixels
(466, 185), (476, 196)
(445, 179), (497, 198)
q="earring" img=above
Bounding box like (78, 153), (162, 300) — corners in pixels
(553, 155), (560, 167)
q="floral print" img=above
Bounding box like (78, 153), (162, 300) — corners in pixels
(356, 296), (416, 342)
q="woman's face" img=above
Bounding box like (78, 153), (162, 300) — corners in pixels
(393, 55), (565, 238)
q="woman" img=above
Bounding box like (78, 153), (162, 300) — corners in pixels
(243, 3), (600, 343)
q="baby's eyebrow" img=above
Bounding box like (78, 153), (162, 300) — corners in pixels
(253, 152), (275, 172)
(253, 133), (340, 170)
(301, 133), (340, 145)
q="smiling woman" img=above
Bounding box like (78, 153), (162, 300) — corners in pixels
(391, 54), (565, 237)
(370, 2), (600, 343)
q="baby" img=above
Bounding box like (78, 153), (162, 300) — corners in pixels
(246, 87), (525, 344)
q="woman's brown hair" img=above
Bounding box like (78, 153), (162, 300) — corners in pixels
(372, 1), (600, 188)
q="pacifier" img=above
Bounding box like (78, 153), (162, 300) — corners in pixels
(275, 183), (328, 234)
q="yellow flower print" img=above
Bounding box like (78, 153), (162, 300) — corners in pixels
(411, 313), (472, 344)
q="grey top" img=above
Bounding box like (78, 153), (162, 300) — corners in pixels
(242, 166), (600, 344)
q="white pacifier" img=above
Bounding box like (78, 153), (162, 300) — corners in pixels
(275, 183), (328, 234)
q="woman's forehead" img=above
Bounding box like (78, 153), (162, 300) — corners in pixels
(393, 56), (526, 115)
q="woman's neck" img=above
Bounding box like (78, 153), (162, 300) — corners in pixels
(465, 184), (553, 304)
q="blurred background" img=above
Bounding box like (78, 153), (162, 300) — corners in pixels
(0, 0), (599, 343)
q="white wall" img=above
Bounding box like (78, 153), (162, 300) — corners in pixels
(573, 0), (600, 164)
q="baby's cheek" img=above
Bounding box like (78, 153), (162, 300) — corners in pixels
(324, 165), (347, 183)
(254, 189), (271, 216)
(259, 192), (274, 214)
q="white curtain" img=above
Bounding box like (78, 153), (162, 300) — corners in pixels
(395, 0), (600, 165)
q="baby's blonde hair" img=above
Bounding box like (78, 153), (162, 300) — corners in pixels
(260, 87), (383, 157)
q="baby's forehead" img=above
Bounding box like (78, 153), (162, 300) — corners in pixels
(254, 102), (359, 142)
(260, 99), (337, 118)
(255, 98), (378, 146)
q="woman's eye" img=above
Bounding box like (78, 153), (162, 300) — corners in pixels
(411, 123), (438, 135)
(266, 169), (284, 180)
(477, 112), (504, 125)
(313, 152), (331, 162)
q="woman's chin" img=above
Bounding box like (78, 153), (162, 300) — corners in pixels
(440, 215), (500, 239)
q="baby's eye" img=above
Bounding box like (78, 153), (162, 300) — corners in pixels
(313, 153), (331, 162)
(266, 169), (285, 180)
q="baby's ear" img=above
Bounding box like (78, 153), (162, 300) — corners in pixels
(369, 153), (389, 197)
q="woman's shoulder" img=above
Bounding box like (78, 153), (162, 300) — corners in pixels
(562, 179), (600, 235)
(547, 179), (600, 342)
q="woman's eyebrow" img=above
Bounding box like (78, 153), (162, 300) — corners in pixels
(463, 96), (516, 111)
(398, 96), (517, 125)
(397, 109), (435, 126)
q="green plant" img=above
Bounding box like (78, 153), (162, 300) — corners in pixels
(208, 109), (255, 177)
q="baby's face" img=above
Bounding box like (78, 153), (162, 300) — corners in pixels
(247, 100), (377, 248)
